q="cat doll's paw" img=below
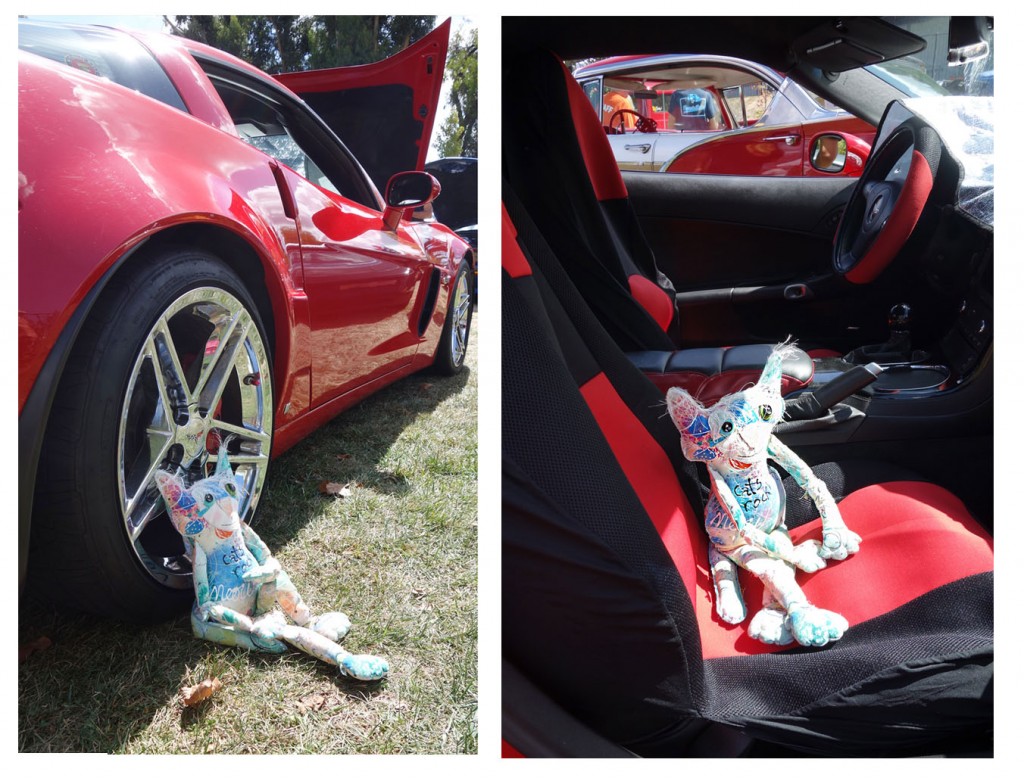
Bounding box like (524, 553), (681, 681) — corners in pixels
(310, 611), (352, 642)
(748, 606), (794, 645)
(786, 604), (848, 647)
(818, 528), (861, 560)
(792, 540), (827, 573)
(339, 653), (389, 681)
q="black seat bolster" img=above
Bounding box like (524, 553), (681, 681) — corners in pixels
(627, 345), (814, 401)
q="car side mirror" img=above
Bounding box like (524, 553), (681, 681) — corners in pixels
(810, 132), (871, 175)
(383, 171), (441, 231)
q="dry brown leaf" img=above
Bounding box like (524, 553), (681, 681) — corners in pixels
(335, 453), (352, 460)
(296, 694), (327, 712)
(318, 480), (352, 498)
(296, 692), (341, 713)
(18, 636), (52, 663)
(181, 677), (223, 707)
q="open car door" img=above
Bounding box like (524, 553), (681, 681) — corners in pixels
(276, 18), (450, 193)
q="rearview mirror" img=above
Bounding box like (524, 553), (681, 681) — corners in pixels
(948, 16), (992, 65)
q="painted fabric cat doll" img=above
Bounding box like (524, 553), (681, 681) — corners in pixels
(665, 344), (861, 647)
(155, 443), (388, 680)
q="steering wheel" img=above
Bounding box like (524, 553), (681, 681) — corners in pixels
(608, 109), (658, 135)
(834, 119), (941, 284)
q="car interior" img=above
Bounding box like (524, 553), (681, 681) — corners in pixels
(201, 59), (379, 208)
(501, 16), (993, 757)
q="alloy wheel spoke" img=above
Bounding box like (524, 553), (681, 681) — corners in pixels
(128, 489), (166, 544)
(151, 318), (192, 424)
(193, 310), (243, 409)
(210, 419), (272, 448)
(123, 433), (174, 517)
(197, 317), (252, 416)
(141, 346), (176, 436)
(227, 454), (270, 468)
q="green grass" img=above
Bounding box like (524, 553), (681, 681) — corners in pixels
(18, 326), (477, 754)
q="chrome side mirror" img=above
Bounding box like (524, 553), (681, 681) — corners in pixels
(383, 171), (441, 231)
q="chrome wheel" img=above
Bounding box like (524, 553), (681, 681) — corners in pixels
(450, 270), (472, 366)
(117, 286), (273, 588)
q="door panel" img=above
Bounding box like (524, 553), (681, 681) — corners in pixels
(624, 171), (880, 347)
(664, 123), (805, 176)
(287, 170), (430, 406)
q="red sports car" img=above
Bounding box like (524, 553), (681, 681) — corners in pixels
(18, 19), (475, 620)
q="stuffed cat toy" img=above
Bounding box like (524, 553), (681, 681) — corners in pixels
(155, 443), (388, 680)
(665, 344), (861, 647)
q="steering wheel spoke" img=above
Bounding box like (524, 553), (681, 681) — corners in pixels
(833, 120), (940, 284)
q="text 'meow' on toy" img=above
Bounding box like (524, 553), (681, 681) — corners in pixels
(666, 344), (862, 647)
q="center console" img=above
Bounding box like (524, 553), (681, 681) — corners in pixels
(777, 291), (992, 447)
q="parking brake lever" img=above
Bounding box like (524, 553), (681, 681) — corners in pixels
(785, 363), (883, 421)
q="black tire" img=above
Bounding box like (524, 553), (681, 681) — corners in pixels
(433, 260), (473, 375)
(29, 246), (274, 622)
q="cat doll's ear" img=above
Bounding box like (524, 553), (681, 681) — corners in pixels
(758, 341), (801, 396)
(214, 435), (235, 477)
(154, 471), (204, 536)
(666, 387), (705, 434)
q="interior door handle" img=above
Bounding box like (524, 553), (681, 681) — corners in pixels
(764, 135), (800, 146)
(624, 143), (652, 153)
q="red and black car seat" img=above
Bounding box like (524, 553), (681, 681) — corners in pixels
(504, 48), (821, 396)
(502, 192), (993, 756)
(504, 46), (680, 351)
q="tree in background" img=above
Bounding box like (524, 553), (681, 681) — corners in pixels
(167, 15), (436, 73)
(433, 27), (478, 159)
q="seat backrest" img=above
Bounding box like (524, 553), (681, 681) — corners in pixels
(503, 189), (714, 750)
(503, 47), (679, 350)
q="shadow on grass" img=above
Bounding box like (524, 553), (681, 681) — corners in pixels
(19, 363), (471, 753)
(255, 366), (470, 545)
(20, 577), (395, 752)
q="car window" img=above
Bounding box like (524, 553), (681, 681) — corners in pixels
(213, 79), (341, 195)
(574, 56), (870, 178)
(18, 20), (187, 113)
(199, 63), (379, 210)
(721, 81), (775, 126)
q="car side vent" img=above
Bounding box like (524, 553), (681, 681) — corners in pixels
(418, 268), (442, 336)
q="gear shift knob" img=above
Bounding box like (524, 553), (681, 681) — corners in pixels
(888, 303), (912, 332)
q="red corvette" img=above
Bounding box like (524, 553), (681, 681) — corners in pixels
(18, 19), (474, 620)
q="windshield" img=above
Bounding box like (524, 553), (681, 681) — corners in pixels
(868, 17), (993, 98)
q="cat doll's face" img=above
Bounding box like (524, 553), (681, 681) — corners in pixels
(154, 445), (246, 544)
(666, 347), (789, 466)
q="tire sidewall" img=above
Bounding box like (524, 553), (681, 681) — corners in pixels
(435, 260), (472, 375)
(33, 246), (272, 621)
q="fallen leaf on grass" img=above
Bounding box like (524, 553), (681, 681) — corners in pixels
(335, 453), (352, 460)
(296, 692), (341, 713)
(181, 677), (223, 707)
(318, 481), (352, 498)
(18, 636), (52, 662)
